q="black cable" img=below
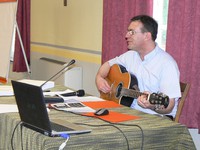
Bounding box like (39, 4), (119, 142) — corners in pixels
(11, 121), (22, 150)
(76, 122), (130, 150)
(20, 123), (24, 150)
(114, 122), (144, 150)
(66, 111), (144, 150)
(49, 108), (144, 149)
(97, 117), (144, 150)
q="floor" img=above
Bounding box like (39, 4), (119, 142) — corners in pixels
(189, 128), (200, 150)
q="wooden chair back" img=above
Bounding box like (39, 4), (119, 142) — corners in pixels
(174, 82), (190, 122)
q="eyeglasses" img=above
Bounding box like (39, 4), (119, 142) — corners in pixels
(126, 29), (144, 36)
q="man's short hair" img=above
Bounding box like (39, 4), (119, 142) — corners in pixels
(131, 15), (158, 41)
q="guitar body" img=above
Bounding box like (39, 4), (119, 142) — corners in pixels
(100, 64), (138, 107)
(100, 64), (169, 108)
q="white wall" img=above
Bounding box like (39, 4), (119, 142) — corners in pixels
(30, 52), (100, 97)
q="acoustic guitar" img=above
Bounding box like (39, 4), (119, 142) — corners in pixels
(100, 64), (169, 108)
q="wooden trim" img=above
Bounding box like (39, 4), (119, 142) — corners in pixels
(174, 82), (190, 122)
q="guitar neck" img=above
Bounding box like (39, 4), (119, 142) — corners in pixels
(121, 88), (148, 99)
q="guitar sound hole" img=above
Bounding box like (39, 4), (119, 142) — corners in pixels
(116, 83), (123, 98)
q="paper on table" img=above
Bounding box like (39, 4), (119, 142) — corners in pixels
(75, 96), (104, 102)
(0, 79), (55, 96)
(18, 79), (55, 90)
(0, 85), (14, 96)
(0, 104), (18, 113)
(43, 89), (74, 96)
(50, 99), (95, 113)
(44, 89), (104, 102)
(61, 95), (104, 102)
(0, 104), (49, 114)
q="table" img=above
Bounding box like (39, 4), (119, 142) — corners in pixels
(0, 86), (196, 150)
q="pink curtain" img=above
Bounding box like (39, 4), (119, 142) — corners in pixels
(166, 0), (200, 131)
(102, 0), (153, 63)
(13, 0), (30, 72)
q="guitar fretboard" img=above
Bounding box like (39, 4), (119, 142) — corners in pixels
(120, 88), (148, 99)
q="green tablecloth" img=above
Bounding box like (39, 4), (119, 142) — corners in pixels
(0, 86), (196, 150)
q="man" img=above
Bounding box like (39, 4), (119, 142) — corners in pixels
(95, 15), (181, 119)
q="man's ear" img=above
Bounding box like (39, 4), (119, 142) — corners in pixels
(144, 32), (152, 41)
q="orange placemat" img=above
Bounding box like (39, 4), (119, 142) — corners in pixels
(82, 101), (122, 109)
(83, 111), (140, 123)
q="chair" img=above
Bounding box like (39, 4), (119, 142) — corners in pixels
(174, 82), (190, 122)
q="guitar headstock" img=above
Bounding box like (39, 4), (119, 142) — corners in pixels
(149, 93), (169, 108)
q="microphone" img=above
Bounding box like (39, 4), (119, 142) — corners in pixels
(60, 89), (85, 97)
(41, 59), (75, 103)
(40, 59), (75, 88)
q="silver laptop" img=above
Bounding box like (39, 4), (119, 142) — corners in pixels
(11, 80), (91, 137)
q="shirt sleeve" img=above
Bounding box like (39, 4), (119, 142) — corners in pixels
(159, 60), (181, 99)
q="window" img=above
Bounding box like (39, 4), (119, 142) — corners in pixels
(153, 0), (169, 50)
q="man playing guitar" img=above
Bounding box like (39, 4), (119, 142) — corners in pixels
(95, 15), (181, 120)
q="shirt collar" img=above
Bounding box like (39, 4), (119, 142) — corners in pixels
(143, 43), (159, 61)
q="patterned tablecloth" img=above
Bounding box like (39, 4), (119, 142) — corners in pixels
(0, 86), (196, 150)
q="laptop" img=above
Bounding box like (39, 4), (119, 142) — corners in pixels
(11, 80), (91, 137)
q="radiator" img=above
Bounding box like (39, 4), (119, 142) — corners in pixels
(64, 66), (83, 90)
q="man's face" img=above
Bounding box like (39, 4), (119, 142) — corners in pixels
(125, 21), (147, 51)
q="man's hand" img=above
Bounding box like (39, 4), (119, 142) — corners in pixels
(96, 76), (111, 93)
(95, 62), (112, 94)
(137, 91), (157, 110)
(137, 91), (175, 114)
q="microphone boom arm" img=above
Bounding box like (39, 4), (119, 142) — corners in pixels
(40, 59), (75, 88)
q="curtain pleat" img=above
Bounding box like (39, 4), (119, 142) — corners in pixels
(166, 0), (200, 130)
(102, 0), (153, 63)
(13, 0), (30, 72)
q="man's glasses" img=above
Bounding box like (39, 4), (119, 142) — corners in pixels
(126, 29), (144, 36)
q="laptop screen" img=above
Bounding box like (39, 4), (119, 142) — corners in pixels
(12, 80), (92, 136)
(11, 80), (52, 133)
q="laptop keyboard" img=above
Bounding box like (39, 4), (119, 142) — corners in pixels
(50, 122), (74, 131)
